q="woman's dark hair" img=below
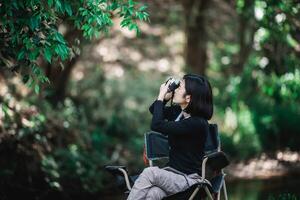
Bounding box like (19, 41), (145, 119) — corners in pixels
(182, 74), (213, 120)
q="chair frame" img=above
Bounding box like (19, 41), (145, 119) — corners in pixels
(143, 130), (228, 200)
(106, 125), (229, 200)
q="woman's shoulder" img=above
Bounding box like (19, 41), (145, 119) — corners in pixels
(185, 116), (208, 126)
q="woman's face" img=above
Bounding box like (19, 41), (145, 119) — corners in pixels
(173, 79), (190, 106)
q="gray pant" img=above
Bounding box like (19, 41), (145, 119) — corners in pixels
(127, 166), (201, 200)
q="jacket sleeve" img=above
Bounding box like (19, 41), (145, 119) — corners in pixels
(149, 99), (174, 121)
(150, 100), (206, 135)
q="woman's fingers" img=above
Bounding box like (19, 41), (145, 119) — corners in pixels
(157, 79), (172, 100)
(162, 82), (170, 90)
(160, 83), (168, 94)
(164, 92), (173, 101)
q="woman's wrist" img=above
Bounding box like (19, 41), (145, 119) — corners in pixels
(157, 94), (165, 101)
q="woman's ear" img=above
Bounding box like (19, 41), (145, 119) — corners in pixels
(185, 95), (191, 103)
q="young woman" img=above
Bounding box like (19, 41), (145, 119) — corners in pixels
(127, 74), (213, 200)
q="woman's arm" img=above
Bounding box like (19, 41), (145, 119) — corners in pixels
(149, 100), (181, 121)
(149, 87), (173, 114)
(149, 80), (180, 121)
(149, 99), (168, 114)
(150, 100), (206, 135)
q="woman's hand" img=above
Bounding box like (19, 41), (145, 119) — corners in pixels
(164, 92), (173, 101)
(157, 81), (171, 101)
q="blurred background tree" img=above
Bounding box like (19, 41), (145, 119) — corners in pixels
(0, 0), (299, 199)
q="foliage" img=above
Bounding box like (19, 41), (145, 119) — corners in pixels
(211, 0), (300, 159)
(0, 67), (160, 196)
(0, 0), (300, 198)
(0, 0), (149, 92)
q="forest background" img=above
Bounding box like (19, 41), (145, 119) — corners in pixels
(0, 0), (299, 199)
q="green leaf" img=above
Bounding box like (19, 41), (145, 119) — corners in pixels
(54, 32), (65, 43)
(87, 27), (93, 36)
(12, 1), (18, 9)
(24, 38), (33, 49)
(128, 0), (136, 7)
(41, 76), (50, 84)
(120, 19), (131, 27)
(109, 1), (118, 10)
(27, 76), (34, 88)
(34, 84), (40, 94)
(29, 16), (40, 30)
(29, 50), (40, 61)
(82, 24), (90, 31)
(17, 50), (25, 60)
(22, 74), (30, 84)
(48, 0), (54, 7)
(1, 103), (9, 117)
(55, 0), (62, 12)
(128, 23), (137, 31)
(64, 3), (72, 16)
(32, 65), (42, 76)
(139, 5), (147, 11)
(44, 48), (52, 63)
(54, 44), (69, 60)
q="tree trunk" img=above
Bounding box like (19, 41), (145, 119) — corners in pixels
(232, 0), (256, 75)
(47, 56), (79, 105)
(46, 27), (82, 105)
(182, 0), (210, 75)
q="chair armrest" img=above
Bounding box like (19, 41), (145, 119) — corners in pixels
(105, 165), (127, 175)
(205, 151), (230, 171)
(105, 165), (132, 190)
(201, 151), (230, 180)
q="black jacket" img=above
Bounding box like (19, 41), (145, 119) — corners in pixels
(149, 100), (208, 175)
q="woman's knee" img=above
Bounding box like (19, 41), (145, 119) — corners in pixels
(141, 167), (159, 182)
(142, 167), (157, 175)
(146, 186), (167, 200)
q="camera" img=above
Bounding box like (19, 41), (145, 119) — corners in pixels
(165, 77), (180, 92)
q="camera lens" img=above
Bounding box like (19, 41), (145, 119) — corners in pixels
(167, 78), (180, 92)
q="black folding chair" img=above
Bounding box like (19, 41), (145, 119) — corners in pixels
(106, 124), (230, 200)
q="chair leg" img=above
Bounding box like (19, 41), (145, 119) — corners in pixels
(223, 180), (228, 200)
(204, 187), (214, 200)
(188, 186), (200, 200)
(217, 190), (220, 200)
(118, 168), (132, 191)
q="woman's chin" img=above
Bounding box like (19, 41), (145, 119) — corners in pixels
(172, 100), (179, 104)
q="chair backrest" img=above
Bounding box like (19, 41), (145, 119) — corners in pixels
(144, 131), (169, 160)
(144, 124), (220, 161)
(204, 124), (220, 155)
